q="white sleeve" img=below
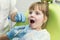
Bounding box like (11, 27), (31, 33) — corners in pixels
(34, 33), (50, 40)
(31, 31), (50, 40)
(10, 0), (18, 14)
(40, 33), (50, 40)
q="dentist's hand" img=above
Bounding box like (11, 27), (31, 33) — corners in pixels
(8, 12), (26, 22)
(15, 12), (26, 22)
(6, 26), (25, 40)
(6, 25), (29, 40)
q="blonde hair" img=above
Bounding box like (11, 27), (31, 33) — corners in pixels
(29, 1), (49, 29)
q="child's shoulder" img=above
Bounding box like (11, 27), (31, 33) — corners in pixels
(41, 29), (50, 37)
(42, 29), (50, 34)
(31, 29), (50, 38)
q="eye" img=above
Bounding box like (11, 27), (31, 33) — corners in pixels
(29, 11), (32, 14)
(36, 12), (40, 15)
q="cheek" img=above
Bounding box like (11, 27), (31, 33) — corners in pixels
(37, 16), (44, 22)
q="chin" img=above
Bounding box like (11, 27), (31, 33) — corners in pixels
(30, 24), (37, 29)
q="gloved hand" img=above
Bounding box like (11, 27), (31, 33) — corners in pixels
(6, 25), (29, 40)
(8, 12), (26, 22)
(15, 12), (26, 22)
(15, 25), (30, 38)
(6, 26), (25, 40)
(8, 16), (10, 19)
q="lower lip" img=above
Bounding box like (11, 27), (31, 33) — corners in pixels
(30, 22), (35, 25)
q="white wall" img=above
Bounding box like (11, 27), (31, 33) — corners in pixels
(16, 0), (41, 13)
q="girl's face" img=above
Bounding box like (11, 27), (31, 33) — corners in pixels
(28, 6), (47, 30)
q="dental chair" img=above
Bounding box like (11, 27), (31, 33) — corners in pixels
(15, 4), (60, 40)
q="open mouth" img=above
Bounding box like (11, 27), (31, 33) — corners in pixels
(30, 19), (35, 24)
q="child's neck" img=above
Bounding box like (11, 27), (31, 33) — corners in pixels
(35, 28), (42, 31)
(31, 27), (42, 31)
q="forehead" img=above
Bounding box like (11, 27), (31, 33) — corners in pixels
(29, 4), (41, 10)
(34, 4), (41, 11)
(29, 5), (43, 12)
(29, 3), (46, 12)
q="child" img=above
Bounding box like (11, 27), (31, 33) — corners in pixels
(0, 1), (50, 40)
(19, 1), (50, 40)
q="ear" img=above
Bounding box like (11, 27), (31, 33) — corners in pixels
(44, 16), (47, 23)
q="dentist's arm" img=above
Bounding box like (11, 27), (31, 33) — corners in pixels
(0, 25), (29, 40)
(0, 34), (9, 40)
(0, 27), (17, 40)
(0, 26), (26, 40)
(10, 12), (17, 22)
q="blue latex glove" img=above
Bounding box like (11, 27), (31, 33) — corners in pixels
(8, 12), (26, 22)
(6, 26), (25, 39)
(15, 12), (26, 22)
(15, 25), (29, 38)
(8, 16), (10, 19)
(6, 25), (29, 40)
